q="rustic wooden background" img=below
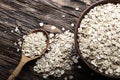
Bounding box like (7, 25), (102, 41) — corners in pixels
(0, 0), (119, 80)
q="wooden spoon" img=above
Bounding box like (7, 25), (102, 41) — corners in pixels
(7, 29), (49, 80)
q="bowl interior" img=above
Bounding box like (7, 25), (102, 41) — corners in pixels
(75, 0), (120, 79)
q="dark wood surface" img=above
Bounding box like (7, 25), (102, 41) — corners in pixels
(0, 0), (119, 80)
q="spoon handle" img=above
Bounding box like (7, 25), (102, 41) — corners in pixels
(7, 60), (26, 80)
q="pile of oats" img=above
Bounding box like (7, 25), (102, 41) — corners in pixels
(34, 31), (79, 78)
(78, 3), (120, 76)
(22, 32), (47, 58)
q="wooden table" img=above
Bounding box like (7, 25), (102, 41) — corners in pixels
(0, 0), (118, 80)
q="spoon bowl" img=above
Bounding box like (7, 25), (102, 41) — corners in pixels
(8, 29), (49, 80)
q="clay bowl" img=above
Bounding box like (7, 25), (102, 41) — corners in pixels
(74, 0), (120, 79)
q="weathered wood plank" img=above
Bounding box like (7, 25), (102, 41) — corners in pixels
(0, 0), (112, 80)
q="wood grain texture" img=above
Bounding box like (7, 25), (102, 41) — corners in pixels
(0, 0), (118, 80)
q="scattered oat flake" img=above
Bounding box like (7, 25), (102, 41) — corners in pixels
(5, 22), (8, 23)
(75, 7), (79, 10)
(15, 27), (19, 32)
(14, 42), (17, 46)
(62, 27), (65, 31)
(77, 65), (82, 69)
(14, 27), (20, 33)
(62, 15), (65, 18)
(18, 41), (22, 47)
(11, 30), (14, 33)
(71, 23), (74, 27)
(39, 22), (44, 27)
(4, 31), (7, 33)
(49, 33), (54, 38)
(17, 48), (20, 52)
